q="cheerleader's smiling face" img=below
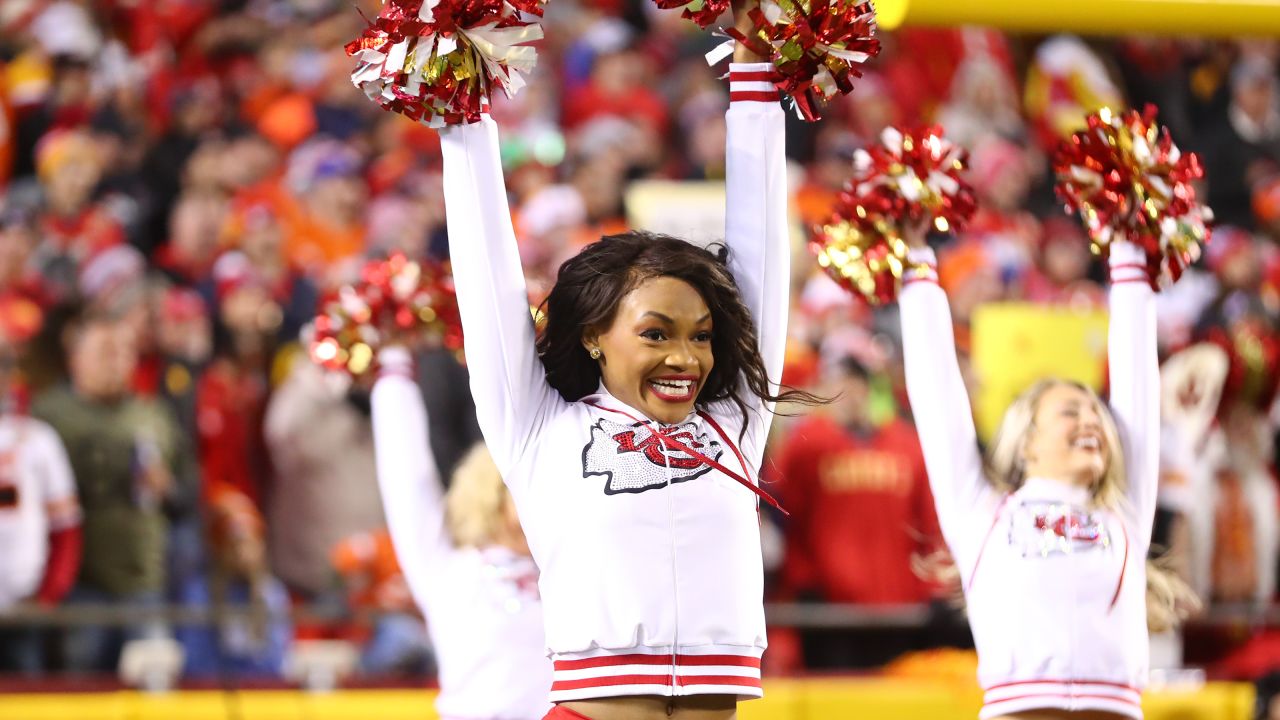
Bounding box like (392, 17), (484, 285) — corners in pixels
(583, 275), (714, 425)
(1023, 383), (1111, 487)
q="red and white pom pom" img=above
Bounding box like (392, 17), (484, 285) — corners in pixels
(718, 0), (879, 121)
(811, 125), (969, 304)
(307, 253), (463, 376)
(1053, 104), (1213, 289)
(849, 125), (977, 234)
(654, 0), (731, 29)
(346, 0), (544, 127)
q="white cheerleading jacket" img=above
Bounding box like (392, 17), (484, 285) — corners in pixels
(371, 348), (552, 720)
(900, 242), (1158, 720)
(438, 64), (787, 702)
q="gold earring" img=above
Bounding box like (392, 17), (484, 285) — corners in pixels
(590, 348), (602, 360)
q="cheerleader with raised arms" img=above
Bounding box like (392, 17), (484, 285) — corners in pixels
(436, 13), (816, 720)
(898, 225), (1191, 720)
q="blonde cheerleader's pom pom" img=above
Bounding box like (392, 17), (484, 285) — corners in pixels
(1053, 104), (1213, 289)
(812, 125), (974, 304)
(306, 253), (463, 377)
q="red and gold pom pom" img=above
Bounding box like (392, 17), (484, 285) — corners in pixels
(307, 253), (463, 376)
(1053, 105), (1212, 289)
(724, 0), (879, 122)
(849, 125), (976, 234)
(346, 0), (544, 127)
(811, 218), (907, 306)
(811, 125), (972, 305)
(654, 0), (731, 29)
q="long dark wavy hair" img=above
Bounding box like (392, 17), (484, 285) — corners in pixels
(535, 230), (822, 435)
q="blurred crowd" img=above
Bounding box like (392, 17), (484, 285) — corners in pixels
(0, 0), (1277, 696)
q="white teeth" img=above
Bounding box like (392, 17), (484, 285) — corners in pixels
(651, 379), (692, 390)
(1074, 436), (1100, 449)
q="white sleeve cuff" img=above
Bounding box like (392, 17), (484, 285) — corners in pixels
(378, 346), (414, 374)
(906, 246), (938, 266)
(1109, 240), (1145, 266)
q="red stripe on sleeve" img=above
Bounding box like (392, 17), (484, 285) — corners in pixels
(729, 91), (780, 103)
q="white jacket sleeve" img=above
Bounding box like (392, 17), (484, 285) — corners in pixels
(898, 248), (994, 547)
(723, 63), (790, 464)
(33, 421), (80, 529)
(1106, 241), (1160, 545)
(440, 118), (561, 485)
(371, 347), (452, 618)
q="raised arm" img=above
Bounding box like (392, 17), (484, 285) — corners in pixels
(898, 246), (993, 543)
(370, 347), (452, 618)
(723, 62), (789, 462)
(439, 118), (560, 482)
(1106, 241), (1160, 543)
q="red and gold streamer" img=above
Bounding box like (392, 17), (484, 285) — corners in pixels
(1053, 104), (1212, 289)
(813, 125), (974, 304)
(307, 253), (463, 376)
(346, 0), (544, 127)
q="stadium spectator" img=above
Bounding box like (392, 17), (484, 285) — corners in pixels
(769, 353), (942, 668)
(1201, 56), (1280, 229)
(263, 361), (382, 598)
(331, 528), (431, 675)
(33, 312), (198, 672)
(0, 333), (81, 674)
(175, 489), (291, 680)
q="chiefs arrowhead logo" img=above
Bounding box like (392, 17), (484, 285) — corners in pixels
(582, 417), (724, 495)
(1009, 500), (1112, 557)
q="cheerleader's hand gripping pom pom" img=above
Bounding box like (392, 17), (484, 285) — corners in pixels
(346, 0), (544, 127)
(306, 253), (463, 377)
(716, 0), (880, 121)
(1053, 104), (1213, 289)
(813, 126), (973, 305)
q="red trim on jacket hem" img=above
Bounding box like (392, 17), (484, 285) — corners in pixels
(551, 674), (761, 692)
(985, 679), (1140, 692)
(984, 692), (1140, 708)
(554, 653), (760, 671)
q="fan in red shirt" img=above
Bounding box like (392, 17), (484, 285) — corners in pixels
(767, 354), (944, 670)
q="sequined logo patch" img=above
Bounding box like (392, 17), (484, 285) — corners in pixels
(582, 417), (723, 495)
(1007, 500), (1112, 557)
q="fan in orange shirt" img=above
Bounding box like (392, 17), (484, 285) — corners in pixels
(276, 139), (368, 274)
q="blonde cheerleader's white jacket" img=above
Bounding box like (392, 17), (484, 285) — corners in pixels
(438, 64), (787, 702)
(900, 242), (1158, 720)
(371, 349), (552, 719)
